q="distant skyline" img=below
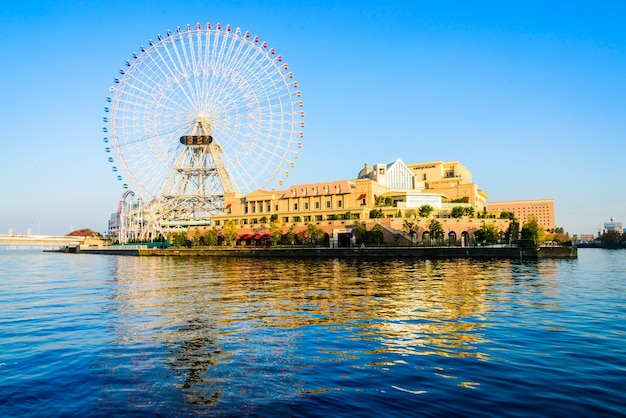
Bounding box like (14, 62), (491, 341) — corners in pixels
(1, 1), (625, 237)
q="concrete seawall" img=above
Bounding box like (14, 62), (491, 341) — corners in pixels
(79, 245), (577, 259)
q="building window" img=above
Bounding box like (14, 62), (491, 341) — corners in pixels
(338, 200), (343, 208)
(423, 174), (427, 181)
(304, 202), (309, 210)
(315, 202), (320, 209)
(294, 203), (298, 210)
(326, 201), (331, 209)
(315, 215), (323, 221)
(267, 204), (271, 212)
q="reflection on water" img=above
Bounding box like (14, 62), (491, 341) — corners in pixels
(103, 256), (561, 409)
(4, 250), (625, 417)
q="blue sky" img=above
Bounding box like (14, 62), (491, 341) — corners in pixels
(1, 1), (624, 237)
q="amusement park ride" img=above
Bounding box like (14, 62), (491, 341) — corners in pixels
(103, 23), (304, 243)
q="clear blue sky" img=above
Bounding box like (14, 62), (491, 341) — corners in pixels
(1, 0), (624, 237)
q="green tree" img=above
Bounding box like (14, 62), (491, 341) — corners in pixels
(269, 219), (282, 246)
(464, 206), (475, 218)
(369, 208), (384, 219)
(303, 223), (326, 246)
(428, 218), (444, 244)
(505, 221), (520, 243)
(204, 229), (218, 246)
(170, 231), (188, 247)
(403, 219), (419, 243)
(474, 222), (499, 244)
(223, 220), (237, 246)
(451, 206), (466, 218)
(369, 224), (384, 244)
(499, 211), (517, 221)
(418, 204), (434, 218)
(193, 228), (202, 246)
(286, 224), (297, 245)
(521, 214), (545, 244)
(352, 224), (367, 244)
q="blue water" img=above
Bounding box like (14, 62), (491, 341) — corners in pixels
(1, 249), (625, 417)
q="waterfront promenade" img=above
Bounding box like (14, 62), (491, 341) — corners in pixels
(76, 244), (577, 259)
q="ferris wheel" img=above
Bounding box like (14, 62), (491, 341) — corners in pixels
(103, 22), (304, 220)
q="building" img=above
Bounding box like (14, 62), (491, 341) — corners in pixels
(603, 217), (623, 234)
(487, 199), (555, 230)
(406, 160), (489, 212)
(192, 158), (510, 247)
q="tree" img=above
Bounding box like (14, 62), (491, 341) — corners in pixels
(419, 204), (434, 218)
(369, 224), (384, 244)
(403, 219), (419, 243)
(451, 206), (466, 218)
(369, 208), (384, 219)
(505, 221), (520, 243)
(193, 228), (202, 246)
(303, 223), (326, 246)
(352, 224), (367, 244)
(499, 211), (517, 221)
(521, 215), (544, 244)
(464, 206), (475, 218)
(223, 220), (237, 246)
(428, 218), (444, 244)
(204, 229), (218, 246)
(269, 219), (282, 246)
(170, 231), (189, 247)
(286, 224), (297, 245)
(474, 222), (499, 244)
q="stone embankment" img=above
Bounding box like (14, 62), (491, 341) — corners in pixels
(77, 245), (577, 259)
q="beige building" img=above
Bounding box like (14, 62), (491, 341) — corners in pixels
(185, 158), (510, 247)
(406, 160), (489, 211)
(488, 199), (555, 230)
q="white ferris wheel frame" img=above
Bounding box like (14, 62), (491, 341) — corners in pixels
(103, 22), (304, 225)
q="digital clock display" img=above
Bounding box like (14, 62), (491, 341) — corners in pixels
(179, 135), (213, 145)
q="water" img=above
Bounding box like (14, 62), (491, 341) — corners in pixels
(1, 249), (625, 417)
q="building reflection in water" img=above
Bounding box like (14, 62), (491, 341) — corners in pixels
(104, 255), (560, 408)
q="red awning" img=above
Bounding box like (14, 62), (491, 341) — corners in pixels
(261, 233), (270, 239)
(253, 233), (262, 239)
(225, 203), (232, 209)
(358, 193), (366, 199)
(241, 234), (252, 240)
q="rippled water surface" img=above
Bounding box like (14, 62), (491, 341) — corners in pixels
(1, 249), (625, 417)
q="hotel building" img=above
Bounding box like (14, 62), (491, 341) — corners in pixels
(487, 199), (555, 230)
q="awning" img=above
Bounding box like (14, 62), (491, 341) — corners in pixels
(253, 233), (262, 239)
(241, 233), (251, 240)
(358, 193), (366, 199)
(225, 203), (232, 209)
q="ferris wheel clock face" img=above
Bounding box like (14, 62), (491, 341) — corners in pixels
(103, 22), (304, 206)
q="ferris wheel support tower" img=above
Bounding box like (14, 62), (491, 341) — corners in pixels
(160, 116), (234, 218)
